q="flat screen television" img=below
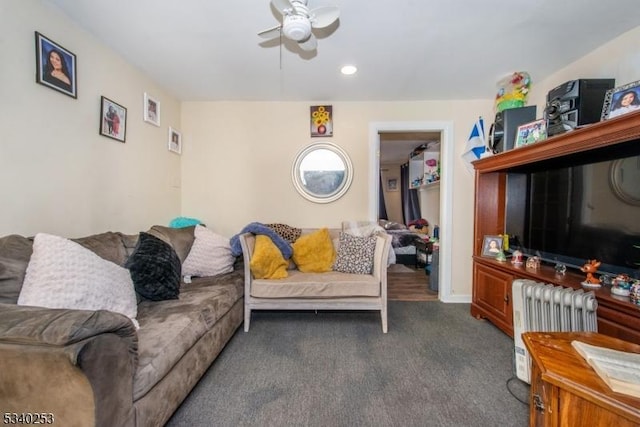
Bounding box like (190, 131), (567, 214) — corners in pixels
(505, 152), (640, 279)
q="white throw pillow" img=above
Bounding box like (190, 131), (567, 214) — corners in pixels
(18, 233), (139, 328)
(182, 225), (234, 277)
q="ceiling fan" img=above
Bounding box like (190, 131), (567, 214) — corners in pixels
(258, 0), (340, 51)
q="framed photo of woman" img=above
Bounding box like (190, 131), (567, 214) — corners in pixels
(482, 235), (503, 257)
(99, 96), (127, 143)
(601, 80), (640, 120)
(35, 32), (77, 98)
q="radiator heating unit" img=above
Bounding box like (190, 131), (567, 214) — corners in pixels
(512, 279), (598, 383)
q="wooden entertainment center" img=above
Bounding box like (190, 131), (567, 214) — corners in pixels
(471, 111), (640, 344)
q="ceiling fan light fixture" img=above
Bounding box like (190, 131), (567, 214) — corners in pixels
(283, 15), (311, 41)
(341, 65), (358, 75)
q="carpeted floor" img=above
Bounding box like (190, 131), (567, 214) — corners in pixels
(166, 302), (530, 427)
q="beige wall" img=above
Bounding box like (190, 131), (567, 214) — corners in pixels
(528, 26), (640, 110)
(181, 26), (640, 299)
(181, 101), (494, 299)
(0, 0), (182, 237)
(3, 1), (638, 299)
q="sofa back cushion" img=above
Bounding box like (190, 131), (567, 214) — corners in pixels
(0, 235), (34, 304)
(72, 232), (130, 266)
(146, 225), (195, 263)
(17, 233), (139, 328)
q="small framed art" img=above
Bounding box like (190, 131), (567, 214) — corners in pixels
(168, 127), (182, 154)
(482, 235), (503, 257)
(387, 178), (399, 191)
(35, 31), (77, 98)
(99, 96), (127, 143)
(515, 119), (547, 148)
(310, 105), (333, 137)
(143, 92), (160, 126)
(601, 80), (640, 120)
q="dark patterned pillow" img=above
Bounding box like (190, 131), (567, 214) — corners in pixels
(333, 232), (377, 275)
(266, 223), (302, 243)
(125, 232), (181, 301)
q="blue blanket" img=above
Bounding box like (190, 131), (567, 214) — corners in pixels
(230, 222), (293, 259)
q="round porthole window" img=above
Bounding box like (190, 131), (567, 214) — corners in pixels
(291, 142), (353, 203)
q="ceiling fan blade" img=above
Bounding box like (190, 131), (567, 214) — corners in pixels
(258, 25), (282, 39)
(271, 0), (295, 15)
(298, 33), (317, 51)
(309, 6), (339, 28)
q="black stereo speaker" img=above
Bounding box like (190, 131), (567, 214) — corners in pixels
(545, 78), (615, 136)
(489, 106), (536, 154)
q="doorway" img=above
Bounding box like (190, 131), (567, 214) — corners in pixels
(368, 121), (454, 302)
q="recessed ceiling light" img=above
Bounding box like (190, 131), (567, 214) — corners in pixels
(341, 65), (357, 75)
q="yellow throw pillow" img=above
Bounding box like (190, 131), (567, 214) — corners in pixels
(292, 228), (336, 273)
(250, 235), (288, 279)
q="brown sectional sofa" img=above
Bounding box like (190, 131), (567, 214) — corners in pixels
(0, 226), (243, 427)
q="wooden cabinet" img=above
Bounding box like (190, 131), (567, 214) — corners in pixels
(471, 111), (640, 343)
(471, 262), (514, 336)
(523, 332), (640, 427)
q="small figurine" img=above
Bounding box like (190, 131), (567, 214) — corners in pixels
(526, 256), (541, 269)
(580, 259), (601, 285)
(495, 250), (507, 263)
(554, 263), (567, 275)
(511, 250), (524, 265)
(611, 274), (632, 297)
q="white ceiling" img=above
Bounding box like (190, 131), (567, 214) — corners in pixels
(44, 0), (640, 102)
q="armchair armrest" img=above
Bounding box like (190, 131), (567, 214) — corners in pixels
(0, 304), (138, 427)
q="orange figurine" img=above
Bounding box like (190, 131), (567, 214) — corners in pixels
(580, 259), (601, 284)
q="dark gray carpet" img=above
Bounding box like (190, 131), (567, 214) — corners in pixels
(166, 302), (530, 427)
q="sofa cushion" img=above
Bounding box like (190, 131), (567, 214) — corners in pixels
(333, 232), (376, 274)
(146, 225), (196, 263)
(72, 232), (129, 266)
(251, 270), (379, 298)
(133, 270), (243, 400)
(292, 228), (335, 273)
(0, 234), (33, 304)
(17, 233), (138, 328)
(250, 235), (288, 279)
(125, 232), (181, 301)
(182, 225), (235, 277)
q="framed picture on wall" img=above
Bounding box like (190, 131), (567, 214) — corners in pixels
(99, 96), (127, 143)
(387, 178), (399, 191)
(35, 31), (77, 98)
(601, 80), (640, 120)
(310, 105), (333, 137)
(168, 127), (182, 154)
(143, 92), (160, 126)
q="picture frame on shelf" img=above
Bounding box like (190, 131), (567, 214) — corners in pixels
(482, 235), (503, 257)
(35, 31), (77, 98)
(386, 178), (399, 191)
(515, 119), (547, 148)
(601, 80), (640, 120)
(143, 92), (160, 126)
(168, 127), (182, 154)
(99, 96), (127, 143)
